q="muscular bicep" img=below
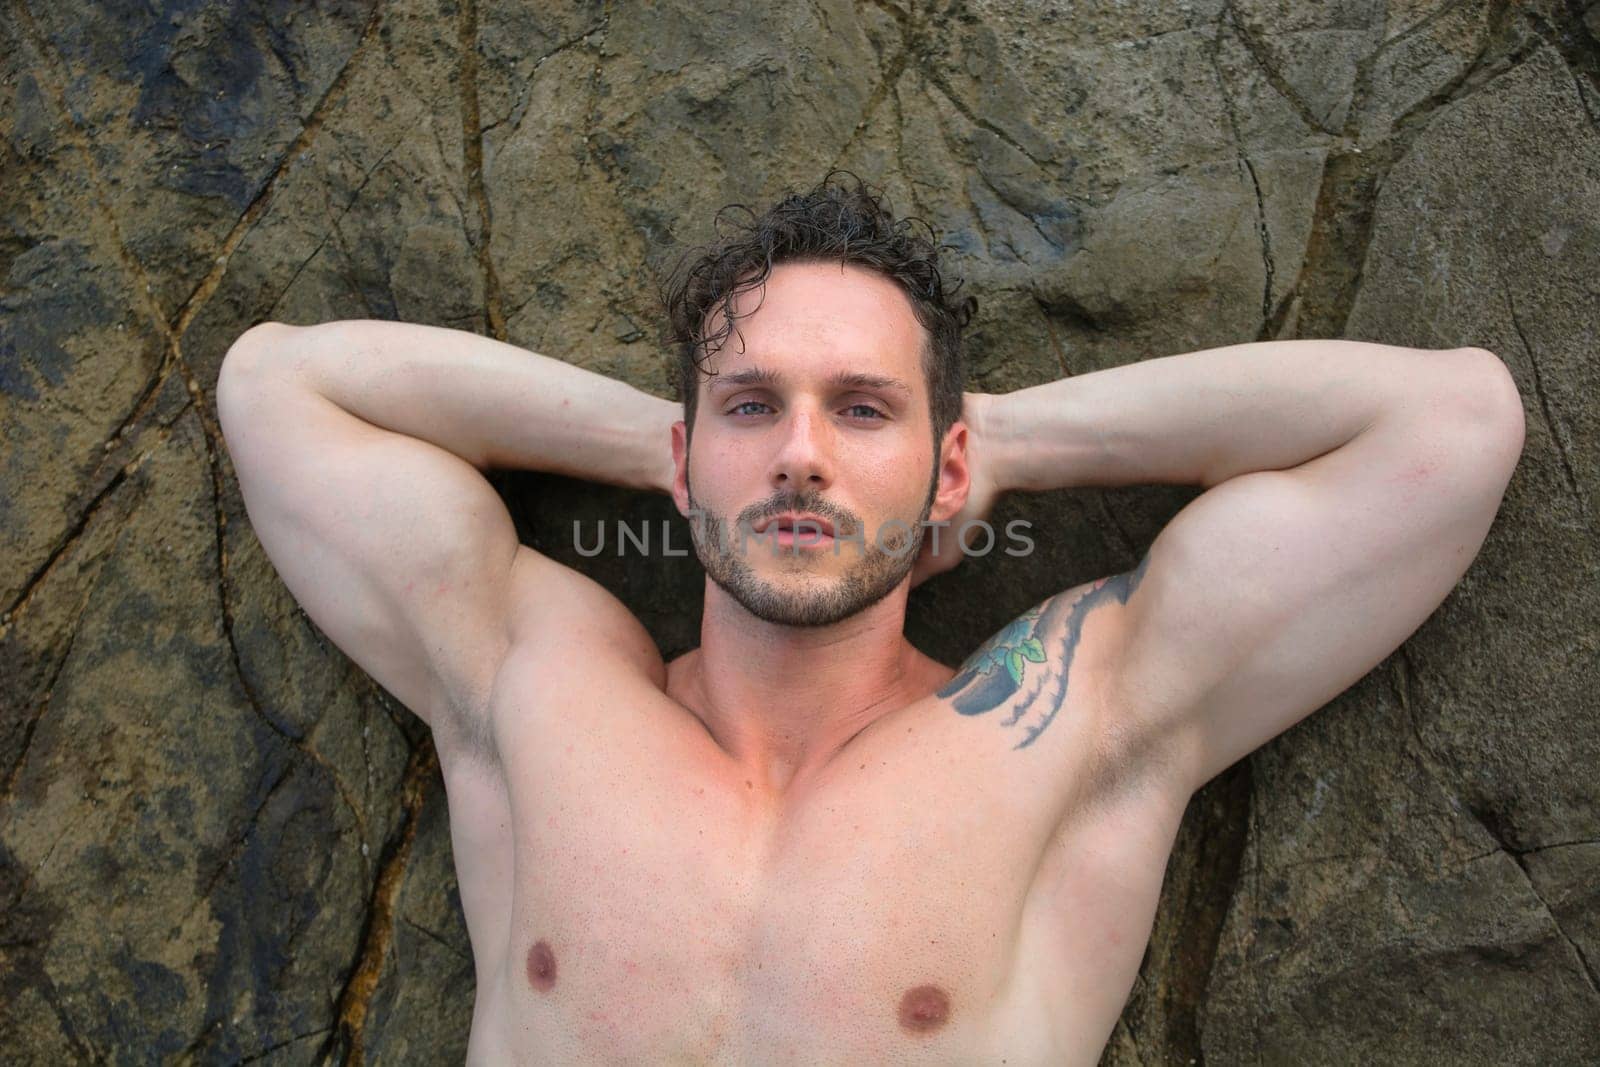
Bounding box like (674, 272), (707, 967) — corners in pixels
(217, 348), (518, 744)
(1107, 354), (1525, 791)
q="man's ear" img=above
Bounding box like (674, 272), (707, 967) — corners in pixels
(670, 419), (691, 515)
(928, 420), (971, 523)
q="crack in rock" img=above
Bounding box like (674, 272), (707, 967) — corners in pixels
(1223, 0), (1340, 135)
(1463, 803), (1600, 1002)
(828, 7), (911, 172)
(3, 439), (143, 631)
(1, 405), (184, 795)
(1390, 654), (1600, 1004)
(265, 139), (403, 322)
(168, 0), (387, 338)
(402, 914), (470, 963)
(1501, 278), (1591, 529)
(1031, 294), (1075, 378)
(181, 758), (296, 930)
(1208, 15), (1278, 331)
(2, 594), (86, 804)
(920, 68), (1055, 174)
(482, 17), (610, 138)
(238, 1026), (333, 1064)
(459, 0), (507, 342)
(319, 740), (439, 1066)
(1283, 0), (1536, 340)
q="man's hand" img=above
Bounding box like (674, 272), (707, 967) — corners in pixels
(910, 393), (1004, 588)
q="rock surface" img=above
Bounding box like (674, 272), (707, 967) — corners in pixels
(2, 0), (1595, 1061)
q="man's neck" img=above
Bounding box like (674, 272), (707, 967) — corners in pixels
(670, 580), (953, 797)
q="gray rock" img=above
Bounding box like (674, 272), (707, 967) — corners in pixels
(2, 0), (1595, 1062)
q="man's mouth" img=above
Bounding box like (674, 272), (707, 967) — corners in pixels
(755, 512), (836, 537)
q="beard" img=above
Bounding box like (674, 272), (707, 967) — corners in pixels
(684, 462), (940, 628)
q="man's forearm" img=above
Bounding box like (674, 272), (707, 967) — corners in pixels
(223, 319), (678, 491)
(986, 340), (1497, 491)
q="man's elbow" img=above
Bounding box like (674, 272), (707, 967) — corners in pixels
(1444, 346), (1527, 479)
(217, 322), (325, 434)
(219, 320), (351, 397)
(221, 321), (298, 381)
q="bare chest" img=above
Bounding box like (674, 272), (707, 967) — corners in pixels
(496, 748), (1043, 1062)
(445, 682), (1180, 1064)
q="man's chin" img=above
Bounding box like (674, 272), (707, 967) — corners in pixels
(721, 580), (844, 628)
(736, 602), (873, 629)
(709, 568), (901, 628)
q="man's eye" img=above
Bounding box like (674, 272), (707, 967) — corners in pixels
(844, 404), (885, 419)
(728, 401), (772, 416)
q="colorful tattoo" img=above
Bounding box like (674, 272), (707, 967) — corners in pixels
(938, 554), (1150, 749)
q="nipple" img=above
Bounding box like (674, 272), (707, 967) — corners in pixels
(898, 984), (950, 1033)
(526, 939), (557, 993)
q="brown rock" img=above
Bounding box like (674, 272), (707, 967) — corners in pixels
(2, 0), (1595, 1061)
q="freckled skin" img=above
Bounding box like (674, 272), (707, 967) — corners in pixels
(898, 984), (950, 1033)
(527, 939), (557, 992)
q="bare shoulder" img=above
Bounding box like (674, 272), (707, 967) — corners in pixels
(443, 546), (666, 764)
(505, 546), (663, 656)
(940, 561), (1147, 737)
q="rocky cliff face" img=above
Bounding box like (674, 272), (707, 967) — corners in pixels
(2, 0), (1596, 1062)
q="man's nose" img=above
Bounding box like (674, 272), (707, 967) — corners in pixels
(769, 407), (833, 489)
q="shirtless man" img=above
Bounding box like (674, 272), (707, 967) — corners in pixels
(214, 176), (1525, 1064)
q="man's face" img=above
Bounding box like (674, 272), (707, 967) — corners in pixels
(670, 260), (967, 627)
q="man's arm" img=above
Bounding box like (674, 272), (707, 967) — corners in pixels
(216, 320), (677, 752)
(978, 340), (1525, 793)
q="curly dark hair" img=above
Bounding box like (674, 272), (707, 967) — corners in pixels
(659, 171), (976, 445)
